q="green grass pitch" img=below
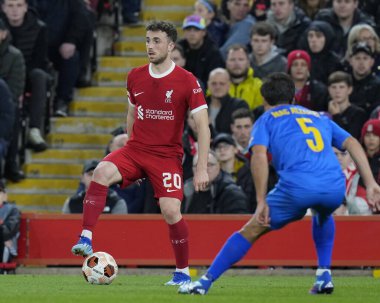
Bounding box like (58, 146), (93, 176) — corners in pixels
(0, 275), (379, 303)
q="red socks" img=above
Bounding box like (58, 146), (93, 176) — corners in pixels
(82, 181), (108, 231)
(168, 218), (189, 269)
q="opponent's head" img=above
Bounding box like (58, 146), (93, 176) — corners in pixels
(260, 72), (295, 106)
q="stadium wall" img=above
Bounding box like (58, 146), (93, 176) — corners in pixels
(17, 214), (380, 266)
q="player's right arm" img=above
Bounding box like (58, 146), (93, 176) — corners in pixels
(126, 103), (135, 137)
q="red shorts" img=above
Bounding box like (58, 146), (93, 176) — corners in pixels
(103, 144), (183, 200)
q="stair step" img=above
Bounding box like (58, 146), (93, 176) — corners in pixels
(144, 0), (195, 5)
(114, 41), (146, 56)
(51, 117), (123, 134)
(24, 163), (83, 178)
(8, 194), (68, 207)
(141, 10), (191, 23)
(94, 71), (127, 87)
(69, 101), (127, 117)
(27, 149), (105, 164)
(98, 56), (147, 72)
(6, 178), (78, 194)
(47, 133), (112, 148)
(75, 87), (126, 101)
(120, 26), (183, 42)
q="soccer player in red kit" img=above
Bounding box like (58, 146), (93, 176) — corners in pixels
(71, 21), (210, 285)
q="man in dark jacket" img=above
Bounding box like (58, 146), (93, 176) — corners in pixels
(0, 79), (14, 166)
(178, 14), (224, 87)
(2, 0), (51, 152)
(0, 180), (21, 266)
(182, 151), (249, 214)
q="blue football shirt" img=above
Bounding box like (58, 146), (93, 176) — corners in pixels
(250, 105), (350, 193)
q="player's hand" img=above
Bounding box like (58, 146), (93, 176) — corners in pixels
(255, 201), (270, 227)
(366, 183), (380, 212)
(193, 168), (209, 192)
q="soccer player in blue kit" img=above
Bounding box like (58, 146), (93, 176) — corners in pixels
(179, 73), (380, 295)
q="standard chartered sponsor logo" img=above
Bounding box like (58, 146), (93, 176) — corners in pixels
(137, 105), (174, 120)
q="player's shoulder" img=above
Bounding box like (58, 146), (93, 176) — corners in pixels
(128, 64), (150, 79)
(173, 65), (196, 79)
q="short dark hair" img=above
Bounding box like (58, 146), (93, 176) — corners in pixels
(146, 21), (177, 43)
(172, 43), (185, 58)
(328, 71), (353, 87)
(226, 44), (249, 58)
(250, 22), (277, 40)
(231, 108), (254, 123)
(260, 73), (295, 105)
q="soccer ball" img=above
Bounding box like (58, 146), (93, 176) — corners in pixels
(82, 251), (118, 285)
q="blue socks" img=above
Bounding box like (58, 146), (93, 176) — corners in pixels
(205, 232), (252, 282)
(312, 215), (335, 268)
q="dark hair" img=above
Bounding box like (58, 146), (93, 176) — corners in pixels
(146, 21), (177, 43)
(172, 43), (185, 58)
(261, 73), (295, 105)
(231, 108), (254, 123)
(250, 22), (277, 40)
(328, 71), (353, 87)
(226, 44), (249, 58)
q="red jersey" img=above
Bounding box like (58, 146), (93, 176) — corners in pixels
(126, 62), (207, 157)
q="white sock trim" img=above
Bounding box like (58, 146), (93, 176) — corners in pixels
(176, 267), (190, 276)
(81, 230), (93, 240)
(316, 268), (331, 276)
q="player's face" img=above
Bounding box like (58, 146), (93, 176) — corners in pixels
(208, 72), (231, 98)
(194, 1), (214, 22)
(270, 0), (293, 22)
(328, 82), (352, 103)
(231, 117), (253, 147)
(146, 30), (173, 65)
(364, 132), (380, 154)
(349, 53), (374, 78)
(251, 34), (273, 57)
(2, 0), (27, 26)
(227, 0), (251, 22)
(290, 59), (309, 81)
(226, 49), (250, 78)
(307, 30), (326, 53)
(215, 143), (237, 162)
(333, 0), (357, 19)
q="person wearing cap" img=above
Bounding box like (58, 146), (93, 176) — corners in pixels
(348, 41), (380, 117)
(361, 119), (380, 185)
(194, 0), (229, 47)
(287, 49), (329, 111)
(315, 0), (376, 57)
(0, 181), (21, 269)
(219, 0), (256, 60)
(0, 18), (26, 183)
(182, 150), (249, 214)
(178, 14), (224, 87)
(62, 160), (127, 214)
(297, 20), (341, 85)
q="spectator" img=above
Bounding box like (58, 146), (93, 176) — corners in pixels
(0, 79), (15, 171)
(121, 0), (141, 25)
(178, 14), (224, 87)
(32, 0), (94, 117)
(287, 49), (329, 111)
(170, 44), (186, 68)
(182, 150), (249, 214)
(345, 24), (380, 78)
(296, 0), (328, 20)
(206, 68), (249, 134)
(361, 119), (380, 185)
(298, 20), (341, 84)
(62, 159), (128, 214)
(358, 0), (380, 34)
(266, 0), (311, 55)
(249, 22), (287, 79)
(0, 180), (21, 268)
(1, 0), (51, 152)
(250, 0), (270, 21)
(194, 0), (229, 47)
(315, 0), (376, 57)
(0, 18), (26, 182)
(226, 44), (264, 110)
(219, 0), (256, 59)
(348, 42), (380, 116)
(230, 108), (254, 158)
(213, 133), (256, 212)
(327, 71), (367, 139)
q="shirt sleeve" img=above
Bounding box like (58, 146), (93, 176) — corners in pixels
(250, 114), (270, 149)
(187, 74), (208, 114)
(330, 119), (351, 150)
(126, 70), (136, 107)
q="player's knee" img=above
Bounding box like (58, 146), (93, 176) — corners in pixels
(92, 162), (119, 186)
(240, 220), (268, 243)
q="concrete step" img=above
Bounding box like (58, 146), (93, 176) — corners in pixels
(114, 41), (146, 56)
(26, 149), (105, 164)
(6, 178), (78, 194)
(98, 56), (147, 72)
(24, 163), (83, 179)
(144, 0), (195, 6)
(75, 87), (126, 101)
(69, 100), (127, 117)
(47, 133), (112, 149)
(8, 193), (67, 208)
(94, 71), (127, 87)
(119, 26), (183, 42)
(141, 10), (191, 23)
(50, 117), (123, 134)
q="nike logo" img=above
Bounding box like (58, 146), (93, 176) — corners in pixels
(167, 189), (179, 192)
(134, 92), (144, 97)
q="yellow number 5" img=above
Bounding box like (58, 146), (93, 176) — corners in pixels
(296, 118), (324, 152)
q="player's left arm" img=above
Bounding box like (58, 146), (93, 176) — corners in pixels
(343, 136), (380, 212)
(192, 108), (210, 192)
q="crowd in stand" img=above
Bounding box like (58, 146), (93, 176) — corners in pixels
(1, 0), (380, 216)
